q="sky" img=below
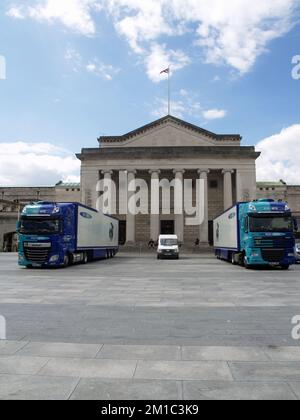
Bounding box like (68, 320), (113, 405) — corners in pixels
(0, 0), (300, 186)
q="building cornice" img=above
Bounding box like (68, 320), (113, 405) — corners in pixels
(77, 146), (260, 161)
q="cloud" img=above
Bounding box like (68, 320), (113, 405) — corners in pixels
(0, 142), (80, 187)
(64, 47), (119, 79)
(151, 91), (226, 120)
(86, 59), (120, 80)
(202, 108), (227, 120)
(145, 43), (190, 83)
(7, 0), (102, 36)
(7, 0), (298, 76)
(256, 124), (300, 184)
(65, 48), (82, 72)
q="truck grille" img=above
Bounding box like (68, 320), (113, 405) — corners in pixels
(24, 247), (50, 263)
(254, 239), (294, 248)
(261, 249), (285, 262)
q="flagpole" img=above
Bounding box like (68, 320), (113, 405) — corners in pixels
(168, 65), (171, 115)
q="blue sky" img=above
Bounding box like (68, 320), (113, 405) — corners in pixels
(0, 0), (300, 185)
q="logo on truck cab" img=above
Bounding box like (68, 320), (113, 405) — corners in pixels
(80, 212), (92, 219)
(228, 212), (236, 220)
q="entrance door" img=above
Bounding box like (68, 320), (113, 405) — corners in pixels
(119, 221), (126, 245)
(160, 220), (175, 235)
(208, 221), (214, 246)
(3, 232), (17, 252)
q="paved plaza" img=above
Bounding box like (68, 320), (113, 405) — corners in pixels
(0, 252), (300, 400)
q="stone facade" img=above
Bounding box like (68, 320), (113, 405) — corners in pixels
(0, 183), (81, 251)
(1, 116), (300, 251)
(77, 115), (259, 246)
(257, 181), (300, 235)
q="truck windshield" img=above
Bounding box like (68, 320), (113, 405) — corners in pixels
(160, 239), (178, 246)
(19, 218), (61, 234)
(249, 216), (293, 233)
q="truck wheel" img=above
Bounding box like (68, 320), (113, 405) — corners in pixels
(83, 252), (88, 264)
(243, 256), (250, 269)
(157, 254), (160, 260)
(63, 255), (69, 268)
(231, 253), (237, 265)
(281, 265), (290, 270)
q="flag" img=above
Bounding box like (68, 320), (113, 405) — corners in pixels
(160, 67), (169, 74)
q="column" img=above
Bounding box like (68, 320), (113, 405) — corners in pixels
(173, 169), (185, 243)
(223, 169), (234, 210)
(149, 170), (161, 242)
(198, 169), (210, 244)
(126, 170), (136, 244)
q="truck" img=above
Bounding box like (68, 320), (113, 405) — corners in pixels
(17, 202), (119, 268)
(213, 199), (297, 269)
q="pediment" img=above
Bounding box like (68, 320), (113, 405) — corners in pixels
(99, 115), (241, 148)
(123, 122), (216, 148)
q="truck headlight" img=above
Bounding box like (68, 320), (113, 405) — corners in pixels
(49, 255), (59, 262)
(251, 251), (260, 257)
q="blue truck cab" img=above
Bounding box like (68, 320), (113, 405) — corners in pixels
(214, 199), (297, 269)
(17, 202), (119, 268)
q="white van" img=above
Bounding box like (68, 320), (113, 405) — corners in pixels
(157, 235), (179, 260)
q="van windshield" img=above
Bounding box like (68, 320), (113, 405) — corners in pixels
(160, 239), (178, 246)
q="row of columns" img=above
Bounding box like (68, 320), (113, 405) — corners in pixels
(99, 168), (234, 244)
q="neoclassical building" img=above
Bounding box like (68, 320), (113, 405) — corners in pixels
(77, 115), (260, 245)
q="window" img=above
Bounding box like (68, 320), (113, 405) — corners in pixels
(210, 180), (218, 189)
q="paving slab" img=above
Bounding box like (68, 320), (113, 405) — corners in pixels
(0, 340), (28, 355)
(39, 357), (137, 379)
(230, 362), (300, 382)
(182, 381), (296, 400)
(70, 378), (182, 400)
(0, 356), (49, 375)
(0, 374), (79, 400)
(97, 345), (181, 361)
(288, 382), (300, 399)
(134, 360), (233, 381)
(18, 342), (103, 358)
(265, 347), (300, 362)
(182, 346), (268, 362)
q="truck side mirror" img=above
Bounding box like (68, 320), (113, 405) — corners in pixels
(244, 217), (249, 233)
(293, 218), (298, 232)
